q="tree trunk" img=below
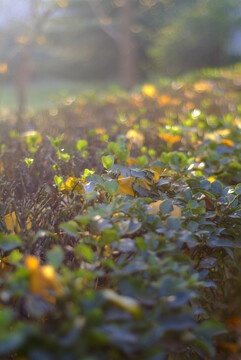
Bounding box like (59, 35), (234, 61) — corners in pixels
(14, 52), (33, 119)
(119, 0), (138, 91)
(12, 1), (53, 120)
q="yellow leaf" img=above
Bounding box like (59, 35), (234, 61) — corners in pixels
(61, 177), (84, 194)
(194, 81), (212, 93)
(207, 177), (216, 183)
(103, 244), (112, 257)
(148, 200), (164, 214)
(126, 129), (144, 147)
(204, 133), (216, 141)
(5, 212), (21, 233)
(148, 200), (181, 217)
(216, 129), (231, 137)
(139, 178), (151, 190)
(25, 256), (62, 304)
(0, 257), (11, 275)
(150, 167), (164, 176)
(116, 176), (134, 196)
(103, 289), (141, 318)
(0, 63), (8, 74)
(139, 169), (160, 190)
(5, 212), (31, 233)
(142, 84), (157, 98)
(171, 205), (182, 217)
(148, 170), (160, 183)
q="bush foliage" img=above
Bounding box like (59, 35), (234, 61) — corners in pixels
(0, 66), (241, 359)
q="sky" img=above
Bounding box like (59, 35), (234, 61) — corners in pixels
(0, 0), (29, 27)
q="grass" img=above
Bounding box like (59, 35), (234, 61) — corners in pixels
(0, 80), (109, 111)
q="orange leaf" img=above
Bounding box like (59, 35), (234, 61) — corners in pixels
(157, 95), (171, 105)
(220, 139), (234, 147)
(126, 158), (138, 166)
(158, 133), (180, 144)
(218, 342), (238, 353)
(0, 63), (8, 74)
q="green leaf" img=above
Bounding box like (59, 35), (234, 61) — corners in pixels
(75, 244), (94, 262)
(82, 168), (94, 179)
(104, 180), (118, 196)
(166, 217), (181, 231)
(0, 308), (14, 328)
(195, 320), (226, 337)
(115, 143), (129, 163)
(137, 155), (148, 167)
(0, 233), (22, 251)
(24, 158), (34, 167)
(159, 200), (173, 215)
(54, 175), (63, 190)
(9, 250), (23, 264)
(60, 221), (79, 237)
(235, 184), (241, 195)
(57, 151), (70, 162)
(102, 155), (114, 170)
(101, 229), (119, 244)
(210, 180), (223, 196)
(47, 134), (64, 148)
(47, 245), (64, 269)
(76, 139), (88, 151)
(102, 289), (141, 318)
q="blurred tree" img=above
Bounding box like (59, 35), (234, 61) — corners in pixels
(148, 0), (241, 76)
(45, 0), (174, 89)
(0, 0), (58, 116)
(89, 0), (137, 90)
(1, 0), (240, 100)
(14, 0), (55, 116)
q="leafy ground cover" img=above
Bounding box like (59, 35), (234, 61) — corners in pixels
(0, 66), (241, 360)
